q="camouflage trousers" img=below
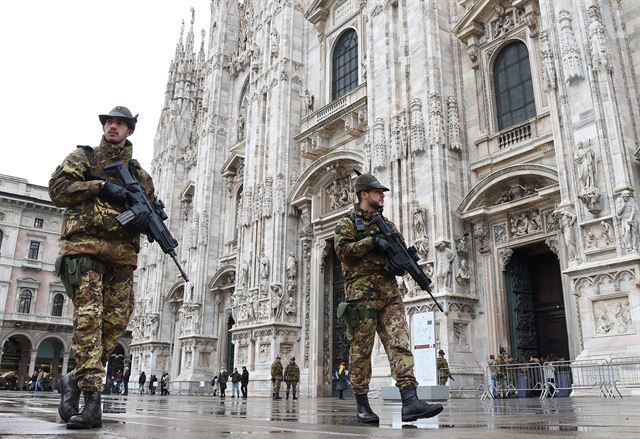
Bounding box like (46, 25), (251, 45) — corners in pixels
(349, 295), (417, 395)
(286, 380), (298, 395)
(272, 379), (282, 396)
(72, 264), (134, 392)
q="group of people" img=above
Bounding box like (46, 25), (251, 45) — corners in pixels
(211, 366), (249, 398)
(137, 371), (169, 395)
(106, 367), (130, 395)
(270, 357), (300, 400)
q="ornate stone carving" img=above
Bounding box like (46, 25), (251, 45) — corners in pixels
(273, 173), (285, 214)
(259, 253), (270, 293)
(472, 223), (489, 254)
(435, 240), (455, 290)
(199, 215), (209, 246)
(498, 248), (514, 271)
(586, 5), (611, 74)
(540, 31), (556, 91)
(455, 233), (470, 285)
(236, 113), (246, 142)
(412, 201), (428, 257)
(429, 92), (444, 146)
(545, 237), (560, 257)
(600, 220), (613, 246)
(189, 214), (199, 249)
(241, 187), (253, 227)
(558, 10), (584, 84)
(254, 184), (264, 221)
(491, 5), (516, 38)
(509, 209), (543, 238)
(362, 129), (371, 169)
(262, 176), (273, 218)
(494, 224), (507, 245)
(325, 175), (354, 211)
(390, 111), (408, 160)
(467, 43), (479, 70)
(574, 140), (600, 214)
(372, 118), (387, 170)
(453, 322), (469, 348)
(593, 296), (634, 335)
(237, 345), (248, 365)
(447, 96), (462, 152)
(302, 240), (312, 367)
(409, 98), (426, 153)
(258, 344), (270, 363)
(615, 190), (638, 251)
(271, 283), (284, 321)
(300, 89), (314, 115)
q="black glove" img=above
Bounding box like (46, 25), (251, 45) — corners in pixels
(372, 235), (391, 254)
(129, 210), (150, 233)
(271, 378), (275, 383)
(100, 181), (130, 204)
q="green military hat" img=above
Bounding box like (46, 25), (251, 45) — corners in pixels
(99, 106), (138, 131)
(354, 174), (390, 193)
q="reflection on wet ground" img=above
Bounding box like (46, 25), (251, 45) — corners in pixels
(0, 391), (638, 438)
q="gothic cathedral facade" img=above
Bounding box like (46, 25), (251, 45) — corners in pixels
(130, 0), (640, 395)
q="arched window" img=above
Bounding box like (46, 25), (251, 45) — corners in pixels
(18, 289), (32, 314)
(493, 41), (536, 131)
(332, 29), (359, 100)
(52, 293), (64, 317)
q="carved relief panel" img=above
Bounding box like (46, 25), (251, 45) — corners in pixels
(592, 296), (634, 336)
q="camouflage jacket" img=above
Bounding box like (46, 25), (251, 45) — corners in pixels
(284, 363), (300, 381)
(48, 137), (155, 266)
(271, 360), (283, 379)
(437, 356), (449, 378)
(334, 205), (403, 302)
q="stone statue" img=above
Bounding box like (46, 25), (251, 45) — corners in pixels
(557, 209), (577, 261)
(600, 221), (612, 246)
(284, 295), (296, 315)
(615, 190), (637, 251)
(300, 89), (314, 115)
(271, 284), (284, 320)
(237, 113), (246, 141)
(259, 254), (270, 282)
(435, 241), (455, 289)
(238, 261), (249, 288)
(574, 140), (596, 191)
(413, 201), (427, 238)
(286, 252), (297, 281)
(455, 259), (470, 285)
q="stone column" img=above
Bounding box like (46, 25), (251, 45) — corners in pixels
(61, 352), (70, 375)
(28, 349), (38, 376)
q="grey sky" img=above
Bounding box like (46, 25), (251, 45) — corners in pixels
(0, 0), (211, 186)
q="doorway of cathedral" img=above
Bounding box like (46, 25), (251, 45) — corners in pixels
(329, 245), (351, 398)
(505, 243), (570, 362)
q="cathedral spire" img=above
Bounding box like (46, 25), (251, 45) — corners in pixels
(185, 7), (196, 54)
(175, 19), (185, 61)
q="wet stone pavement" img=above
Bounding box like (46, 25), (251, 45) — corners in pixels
(0, 392), (639, 438)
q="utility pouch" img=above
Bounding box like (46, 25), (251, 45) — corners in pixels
(337, 302), (355, 342)
(55, 255), (106, 299)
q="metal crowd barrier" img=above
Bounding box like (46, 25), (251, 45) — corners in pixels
(445, 367), (487, 399)
(610, 356), (640, 397)
(542, 359), (614, 398)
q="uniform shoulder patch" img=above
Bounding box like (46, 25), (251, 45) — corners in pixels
(335, 224), (342, 234)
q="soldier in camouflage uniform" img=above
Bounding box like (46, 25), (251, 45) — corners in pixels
(284, 357), (300, 400)
(271, 356), (284, 400)
(437, 349), (450, 385)
(334, 173), (443, 424)
(49, 106), (155, 429)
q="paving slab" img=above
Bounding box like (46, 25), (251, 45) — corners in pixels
(0, 391), (638, 438)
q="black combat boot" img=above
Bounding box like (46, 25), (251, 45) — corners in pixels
(66, 391), (102, 429)
(355, 393), (379, 424)
(400, 388), (443, 422)
(58, 370), (80, 423)
(285, 392), (289, 400)
(292, 392), (297, 400)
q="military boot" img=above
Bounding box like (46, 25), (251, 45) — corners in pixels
(57, 370), (80, 423)
(292, 392), (297, 400)
(355, 394), (379, 424)
(66, 391), (102, 429)
(400, 388), (443, 422)
(285, 392), (289, 400)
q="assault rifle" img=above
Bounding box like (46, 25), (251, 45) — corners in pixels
(104, 161), (189, 282)
(368, 214), (443, 312)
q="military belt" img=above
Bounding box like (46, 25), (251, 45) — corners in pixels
(55, 255), (107, 299)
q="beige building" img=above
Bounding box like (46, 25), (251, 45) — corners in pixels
(0, 175), (131, 387)
(132, 0), (640, 396)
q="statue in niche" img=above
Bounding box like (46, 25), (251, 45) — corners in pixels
(237, 113), (246, 141)
(615, 190), (637, 251)
(259, 253), (270, 282)
(594, 304), (614, 335)
(585, 229), (597, 249)
(300, 89), (314, 115)
(413, 201), (427, 239)
(271, 284), (284, 321)
(614, 301), (633, 332)
(574, 141), (596, 191)
(435, 241), (455, 289)
(284, 295), (296, 315)
(557, 210), (578, 261)
(456, 259), (470, 285)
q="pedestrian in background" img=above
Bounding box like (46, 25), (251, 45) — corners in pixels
(284, 357), (300, 400)
(230, 368), (241, 398)
(271, 356), (283, 400)
(240, 367), (249, 399)
(160, 372), (170, 395)
(211, 375), (218, 396)
(218, 369), (228, 398)
(122, 367), (130, 396)
(149, 374), (157, 395)
(436, 350), (449, 385)
(334, 360), (349, 400)
(138, 371), (146, 395)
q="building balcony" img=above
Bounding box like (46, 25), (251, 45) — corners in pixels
(294, 83), (367, 159)
(22, 258), (43, 270)
(0, 312), (72, 328)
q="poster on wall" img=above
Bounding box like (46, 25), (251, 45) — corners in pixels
(412, 311), (437, 386)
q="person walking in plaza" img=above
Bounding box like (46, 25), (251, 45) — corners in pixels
(149, 374), (158, 395)
(114, 370), (123, 395)
(488, 355), (497, 398)
(138, 371), (146, 395)
(284, 357), (300, 400)
(334, 173), (444, 424)
(218, 368), (228, 398)
(35, 369), (44, 392)
(334, 360), (349, 400)
(211, 375), (218, 396)
(437, 350), (450, 385)
(160, 372), (170, 395)
(271, 356), (283, 400)
(240, 366), (249, 399)
(230, 368), (241, 398)
(49, 106), (155, 429)
(122, 367), (130, 396)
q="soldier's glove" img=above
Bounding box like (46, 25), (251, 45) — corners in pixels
(100, 181), (130, 204)
(129, 210), (151, 233)
(372, 235), (391, 254)
(271, 378), (275, 383)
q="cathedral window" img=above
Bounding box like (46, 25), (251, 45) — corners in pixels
(52, 293), (64, 317)
(18, 289), (32, 314)
(332, 29), (359, 100)
(493, 41), (536, 131)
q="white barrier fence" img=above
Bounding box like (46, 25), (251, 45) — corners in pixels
(442, 356), (640, 399)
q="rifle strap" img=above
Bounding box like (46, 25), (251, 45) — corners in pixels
(353, 206), (366, 240)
